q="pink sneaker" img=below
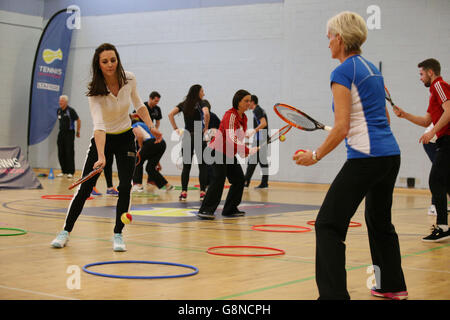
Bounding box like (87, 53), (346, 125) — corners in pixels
(371, 288), (408, 300)
(179, 191), (187, 201)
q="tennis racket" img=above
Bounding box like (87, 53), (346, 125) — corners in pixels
(274, 103), (332, 132)
(256, 124), (292, 149)
(68, 166), (103, 190)
(136, 148), (141, 166)
(384, 86), (396, 107)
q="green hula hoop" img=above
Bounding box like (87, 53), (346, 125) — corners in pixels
(0, 227), (27, 236)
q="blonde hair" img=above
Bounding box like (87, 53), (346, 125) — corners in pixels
(327, 11), (367, 55)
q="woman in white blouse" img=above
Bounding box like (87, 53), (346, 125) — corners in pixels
(51, 43), (161, 251)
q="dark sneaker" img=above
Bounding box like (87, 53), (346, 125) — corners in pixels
(422, 225), (450, 243)
(223, 210), (245, 218)
(371, 288), (408, 300)
(198, 212), (215, 220)
(255, 184), (268, 189)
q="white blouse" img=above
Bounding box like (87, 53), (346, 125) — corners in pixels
(88, 71), (145, 133)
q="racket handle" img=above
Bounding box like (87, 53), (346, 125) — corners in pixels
(324, 126), (332, 131)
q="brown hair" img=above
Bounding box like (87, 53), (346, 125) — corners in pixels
(87, 43), (128, 96)
(418, 58), (441, 76)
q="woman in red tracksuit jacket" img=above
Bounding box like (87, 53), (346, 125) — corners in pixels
(198, 89), (258, 220)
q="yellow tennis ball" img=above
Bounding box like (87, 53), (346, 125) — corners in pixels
(280, 135), (286, 142)
(121, 212), (132, 224)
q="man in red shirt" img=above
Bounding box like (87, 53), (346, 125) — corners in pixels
(394, 58), (450, 242)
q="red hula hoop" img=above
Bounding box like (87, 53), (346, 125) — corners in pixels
(207, 245), (285, 257)
(42, 195), (94, 200)
(307, 220), (361, 227)
(251, 224), (311, 233)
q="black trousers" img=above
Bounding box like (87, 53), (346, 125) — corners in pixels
(181, 134), (208, 192)
(133, 139), (168, 189)
(315, 155), (406, 299)
(429, 136), (450, 225)
(57, 130), (75, 174)
(199, 149), (245, 215)
(63, 129), (136, 234)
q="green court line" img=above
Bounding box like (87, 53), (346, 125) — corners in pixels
(213, 243), (450, 300)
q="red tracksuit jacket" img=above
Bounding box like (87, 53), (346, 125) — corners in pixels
(209, 107), (249, 158)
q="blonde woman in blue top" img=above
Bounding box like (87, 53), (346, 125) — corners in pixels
(294, 12), (407, 300)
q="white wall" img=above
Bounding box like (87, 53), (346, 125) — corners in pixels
(4, 0), (450, 188)
(0, 9), (43, 154)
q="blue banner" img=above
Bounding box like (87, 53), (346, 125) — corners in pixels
(28, 9), (74, 145)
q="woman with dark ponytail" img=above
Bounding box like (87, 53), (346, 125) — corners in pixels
(168, 84), (210, 201)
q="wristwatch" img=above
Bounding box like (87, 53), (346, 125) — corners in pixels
(312, 150), (320, 162)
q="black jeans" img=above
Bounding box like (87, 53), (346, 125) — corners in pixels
(315, 155), (406, 299)
(57, 130), (75, 174)
(429, 136), (450, 225)
(199, 149), (245, 215)
(63, 129), (136, 234)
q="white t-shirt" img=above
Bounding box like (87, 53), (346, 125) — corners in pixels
(88, 71), (145, 133)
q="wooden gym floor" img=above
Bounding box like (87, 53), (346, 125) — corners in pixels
(0, 169), (448, 300)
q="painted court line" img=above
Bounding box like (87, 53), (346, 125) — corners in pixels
(0, 284), (78, 300)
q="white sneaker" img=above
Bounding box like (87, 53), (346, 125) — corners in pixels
(113, 233), (126, 252)
(428, 205), (437, 216)
(67, 174), (73, 179)
(57, 173), (65, 177)
(132, 184), (144, 192)
(51, 231), (69, 248)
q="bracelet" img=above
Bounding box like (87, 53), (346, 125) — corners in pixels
(312, 150), (320, 162)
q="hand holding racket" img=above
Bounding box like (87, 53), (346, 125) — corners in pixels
(274, 103), (332, 132)
(68, 166), (103, 190)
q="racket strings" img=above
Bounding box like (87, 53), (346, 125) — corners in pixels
(285, 112), (316, 130)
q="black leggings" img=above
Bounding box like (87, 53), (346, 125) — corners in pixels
(63, 129), (136, 234)
(181, 134), (207, 192)
(315, 155), (406, 299)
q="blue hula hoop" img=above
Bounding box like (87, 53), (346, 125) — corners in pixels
(82, 260), (199, 279)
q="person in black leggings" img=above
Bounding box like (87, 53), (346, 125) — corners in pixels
(51, 43), (162, 252)
(294, 12), (407, 300)
(168, 84), (210, 201)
